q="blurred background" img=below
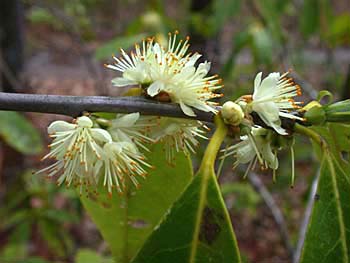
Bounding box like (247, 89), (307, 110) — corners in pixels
(0, 0), (349, 262)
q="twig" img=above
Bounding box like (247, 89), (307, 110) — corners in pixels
(248, 172), (295, 259)
(0, 92), (215, 122)
(341, 63), (350, 100)
(293, 169), (320, 263)
(0, 92), (302, 129)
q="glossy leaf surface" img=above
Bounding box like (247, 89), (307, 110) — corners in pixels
(80, 143), (193, 262)
(300, 124), (350, 263)
(0, 111), (43, 154)
(132, 117), (241, 263)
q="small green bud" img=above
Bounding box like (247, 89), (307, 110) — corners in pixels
(324, 99), (350, 123)
(304, 103), (326, 125)
(95, 118), (112, 128)
(221, 101), (244, 126)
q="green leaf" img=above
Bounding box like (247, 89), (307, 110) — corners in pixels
(0, 111), (43, 154)
(300, 123), (350, 262)
(80, 143), (193, 262)
(327, 13), (350, 46)
(37, 220), (66, 257)
(221, 30), (251, 76)
(221, 182), (261, 214)
(210, 0), (241, 35)
(300, 0), (320, 38)
(250, 24), (273, 65)
(94, 34), (147, 60)
(44, 209), (79, 223)
(8, 222), (31, 244)
(27, 7), (63, 30)
(2, 209), (29, 229)
(254, 0), (285, 42)
(75, 249), (114, 263)
(132, 116), (241, 263)
(0, 244), (28, 261)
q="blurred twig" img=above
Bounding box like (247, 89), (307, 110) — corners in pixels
(341, 64), (350, 100)
(0, 51), (22, 92)
(248, 172), (295, 259)
(293, 169), (320, 263)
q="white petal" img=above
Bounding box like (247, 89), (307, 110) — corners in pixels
(254, 72), (262, 92)
(180, 101), (196, 116)
(93, 160), (103, 177)
(147, 81), (164, 97)
(253, 102), (287, 135)
(120, 141), (138, 153)
(91, 128), (112, 143)
(178, 66), (196, 78)
(260, 142), (279, 170)
(77, 116), (93, 128)
(48, 120), (75, 134)
(113, 113), (140, 128)
(253, 72), (279, 100)
(197, 61), (210, 76)
(236, 140), (256, 164)
(185, 53), (202, 67)
(123, 67), (149, 83)
(112, 77), (138, 87)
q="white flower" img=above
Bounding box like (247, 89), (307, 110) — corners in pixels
(222, 127), (278, 173)
(249, 72), (303, 135)
(109, 112), (155, 151)
(106, 32), (223, 117)
(106, 39), (155, 87)
(38, 116), (112, 187)
(150, 117), (207, 163)
(94, 141), (152, 194)
(146, 34), (223, 116)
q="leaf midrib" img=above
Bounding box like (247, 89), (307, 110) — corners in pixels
(328, 154), (349, 262)
(189, 116), (228, 263)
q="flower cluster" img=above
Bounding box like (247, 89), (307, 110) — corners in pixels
(150, 117), (208, 163)
(222, 71), (303, 182)
(38, 113), (207, 194)
(106, 31), (223, 117)
(38, 32), (305, 193)
(38, 115), (154, 195)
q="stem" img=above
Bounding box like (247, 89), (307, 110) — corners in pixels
(0, 92), (300, 128)
(198, 115), (228, 172)
(294, 123), (326, 149)
(190, 115), (229, 262)
(0, 92), (215, 122)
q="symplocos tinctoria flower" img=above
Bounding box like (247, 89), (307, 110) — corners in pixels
(106, 31), (223, 117)
(222, 127), (278, 177)
(245, 71), (303, 135)
(109, 112), (156, 151)
(37, 116), (111, 187)
(94, 141), (152, 194)
(38, 114), (153, 195)
(150, 117), (208, 163)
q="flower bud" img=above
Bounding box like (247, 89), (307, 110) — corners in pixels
(324, 100), (350, 123)
(77, 116), (93, 128)
(221, 101), (244, 126)
(304, 103), (326, 125)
